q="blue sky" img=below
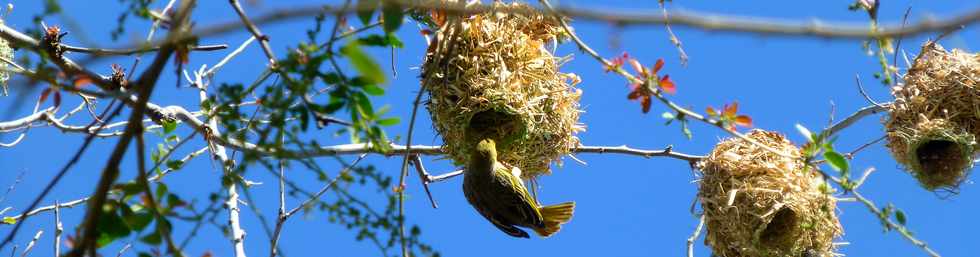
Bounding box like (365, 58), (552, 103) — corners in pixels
(0, 0), (978, 257)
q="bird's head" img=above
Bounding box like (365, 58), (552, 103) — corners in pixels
(474, 138), (498, 161)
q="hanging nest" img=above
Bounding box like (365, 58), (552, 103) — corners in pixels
(884, 42), (979, 191)
(698, 130), (842, 257)
(0, 21), (11, 96)
(421, 1), (584, 178)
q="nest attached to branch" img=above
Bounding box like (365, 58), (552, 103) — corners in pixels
(421, 1), (583, 178)
(0, 27), (11, 95)
(698, 130), (842, 257)
(885, 42), (979, 191)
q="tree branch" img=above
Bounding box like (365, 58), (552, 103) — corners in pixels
(824, 103), (890, 137)
(187, 1), (980, 40)
(0, 198), (88, 224)
(62, 44), (227, 56)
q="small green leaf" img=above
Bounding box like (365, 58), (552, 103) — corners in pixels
(162, 120), (177, 134)
(661, 112), (674, 120)
(895, 210), (907, 225)
(165, 160), (184, 170)
(2, 217), (15, 224)
(341, 43), (386, 85)
(377, 117), (400, 126)
(381, 1), (404, 33)
(363, 84), (385, 96)
(681, 120), (693, 140)
(823, 151), (849, 172)
(155, 183), (169, 200)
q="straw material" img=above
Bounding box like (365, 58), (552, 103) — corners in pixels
(885, 42), (979, 191)
(0, 27), (10, 94)
(699, 130), (842, 257)
(421, 1), (584, 178)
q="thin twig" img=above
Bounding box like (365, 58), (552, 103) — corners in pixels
(851, 191), (941, 257)
(284, 154), (367, 218)
(115, 243), (132, 257)
(427, 170), (464, 183)
(53, 202), (61, 257)
(845, 136), (886, 160)
(1, 198), (87, 225)
(855, 74), (885, 108)
(270, 159), (287, 257)
(658, 1), (688, 66)
(410, 155), (438, 208)
(229, 0), (277, 66)
(686, 214), (706, 257)
(18, 230), (41, 257)
(205, 36), (257, 78)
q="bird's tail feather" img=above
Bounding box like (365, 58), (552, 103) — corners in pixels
(533, 202), (575, 237)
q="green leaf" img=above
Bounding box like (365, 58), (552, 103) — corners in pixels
(824, 151), (849, 172)
(96, 211), (131, 248)
(165, 160), (184, 170)
(661, 112), (674, 120)
(340, 43), (386, 85)
(377, 117), (400, 126)
(895, 210), (907, 225)
(321, 72), (342, 85)
(155, 183), (169, 200)
(2, 217), (15, 224)
(680, 120), (693, 140)
(123, 211), (154, 231)
(119, 182), (143, 197)
(356, 0), (380, 25)
(139, 229), (162, 245)
(162, 120), (177, 134)
(363, 84), (385, 96)
(381, 1), (404, 33)
(352, 92), (375, 118)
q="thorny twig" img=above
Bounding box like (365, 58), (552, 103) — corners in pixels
(409, 155), (438, 208)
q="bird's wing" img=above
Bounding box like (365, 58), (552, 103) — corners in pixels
(463, 173), (530, 238)
(490, 162), (544, 228)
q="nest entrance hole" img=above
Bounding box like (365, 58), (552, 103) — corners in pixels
(915, 140), (968, 185)
(468, 109), (525, 142)
(760, 207), (800, 248)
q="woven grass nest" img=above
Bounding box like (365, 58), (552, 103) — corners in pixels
(0, 25), (11, 95)
(421, 1), (584, 178)
(698, 130), (842, 257)
(884, 42), (979, 191)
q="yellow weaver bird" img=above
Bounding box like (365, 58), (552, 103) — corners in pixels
(463, 138), (575, 238)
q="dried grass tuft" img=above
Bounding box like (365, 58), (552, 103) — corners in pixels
(421, 1), (584, 177)
(699, 130), (842, 257)
(885, 42), (979, 191)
